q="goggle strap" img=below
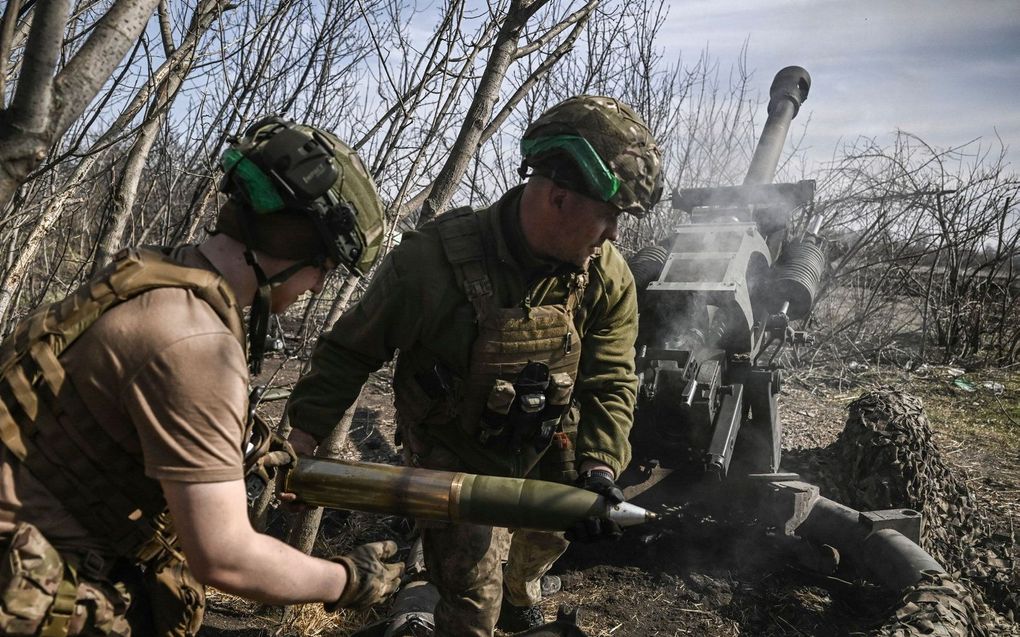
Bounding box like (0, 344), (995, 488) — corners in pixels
(520, 135), (621, 202)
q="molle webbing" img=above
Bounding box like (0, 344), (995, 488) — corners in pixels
(436, 208), (495, 319)
(430, 207), (587, 477)
(0, 247), (244, 560)
(435, 207), (590, 316)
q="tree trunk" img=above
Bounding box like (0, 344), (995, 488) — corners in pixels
(287, 387), (366, 555)
(323, 273), (362, 330)
(0, 174), (87, 324)
(0, 0), (162, 209)
(90, 0), (230, 274)
(417, 0), (551, 226)
(92, 112), (166, 273)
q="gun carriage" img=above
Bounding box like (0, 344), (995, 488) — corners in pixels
(620, 66), (945, 592)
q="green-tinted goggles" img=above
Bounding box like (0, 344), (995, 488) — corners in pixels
(220, 148), (286, 214)
(520, 135), (621, 203)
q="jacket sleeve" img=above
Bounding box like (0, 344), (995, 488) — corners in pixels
(286, 248), (423, 443)
(572, 246), (639, 476)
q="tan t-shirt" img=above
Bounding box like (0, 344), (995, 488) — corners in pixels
(0, 247), (248, 553)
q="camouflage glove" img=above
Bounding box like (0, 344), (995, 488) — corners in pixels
(247, 432), (298, 487)
(325, 541), (404, 611)
(565, 470), (624, 543)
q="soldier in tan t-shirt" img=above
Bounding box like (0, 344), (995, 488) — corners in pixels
(0, 118), (399, 636)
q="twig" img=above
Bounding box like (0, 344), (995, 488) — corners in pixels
(992, 392), (1019, 427)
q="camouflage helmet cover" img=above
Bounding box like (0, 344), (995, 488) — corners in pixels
(221, 118), (385, 274)
(522, 95), (663, 217)
(311, 128), (385, 274)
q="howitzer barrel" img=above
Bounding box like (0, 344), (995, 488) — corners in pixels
(286, 458), (656, 531)
(744, 66), (811, 186)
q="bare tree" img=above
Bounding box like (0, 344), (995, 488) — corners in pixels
(90, 0), (233, 274)
(0, 0), (161, 209)
(416, 0), (600, 225)
(809, 133), (1020, 365)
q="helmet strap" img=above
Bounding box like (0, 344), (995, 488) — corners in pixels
(235, 205), (320, 375)
(244, 247), (323, 376)
(245, 249), (272, 376)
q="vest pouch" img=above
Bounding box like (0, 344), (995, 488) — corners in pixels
(413, 363), (454, 401)
(479, 380), (515, 446)
(394, 357), (458, 432)
(546, 373), (574, 408)
(142, 550), (204, 637)
(532, 373), (575, 452)
(0, 522), (69, 636)
(0, 523), (131, 637)
(533, 402), (579, 484)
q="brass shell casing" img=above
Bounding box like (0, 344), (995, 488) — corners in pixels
(286, 458), (610, 531)
(286, 458), (460, 521)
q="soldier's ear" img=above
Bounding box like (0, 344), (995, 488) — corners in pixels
(547, 181), (569, 212)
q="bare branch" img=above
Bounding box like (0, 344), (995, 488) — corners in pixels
(0, 0), (24, 105)
(481, 15), (586, 141)
(418, 0), (554, 225)
(514, 0), (597, 59)
(6, 0), (68, 134)
(51, 0), (161, 136)
(157, 0), (175, 57)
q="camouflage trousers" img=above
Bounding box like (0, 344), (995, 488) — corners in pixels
(0, 523), (131, 636)
(504, 530), (569, 608)
(422, 521), (569, 637)
(1, 523), (203, 637)
(406, 431), (571, 637)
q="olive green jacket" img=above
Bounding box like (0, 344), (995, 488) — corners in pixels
(288, 186), (639, 475)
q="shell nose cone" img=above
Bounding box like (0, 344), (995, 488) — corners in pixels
(608, 501), (658, 527)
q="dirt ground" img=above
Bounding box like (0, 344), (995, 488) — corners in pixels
(199, 353), (1019, 637)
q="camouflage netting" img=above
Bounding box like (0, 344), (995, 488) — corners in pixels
(823, 387), (1018, 635)
(871, 573), (998, 637)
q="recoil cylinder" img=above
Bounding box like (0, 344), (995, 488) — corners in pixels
(771, 239), (826, 320)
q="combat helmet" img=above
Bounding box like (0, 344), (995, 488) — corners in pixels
(218, 116), (384, 274)
(520, 96), (663, 217)
(217, 116), (385, 372)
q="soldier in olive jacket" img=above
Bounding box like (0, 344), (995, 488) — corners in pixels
(287, 96), (662, 637)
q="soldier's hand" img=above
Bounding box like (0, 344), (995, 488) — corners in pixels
(277, 429), (318, 509)
(245, 432), (297, 497)
(575, 468), (625, 504)
(325, 541), (405, 611)
(565, 470), (625, 543)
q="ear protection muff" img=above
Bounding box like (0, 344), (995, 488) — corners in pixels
(219, 116), (364, 270)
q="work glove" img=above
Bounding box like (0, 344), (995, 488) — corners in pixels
(244, 421), (298, 503)
(565, 470), (625, 543)
(246, 432), (298, 487)
(325, 541), (405, 611)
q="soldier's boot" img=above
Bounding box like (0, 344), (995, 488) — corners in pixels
(496, 574), (559, 632)
(497, 594), (546, 633)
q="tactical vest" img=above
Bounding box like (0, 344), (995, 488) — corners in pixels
(394, 208), (586, 478)
(0, 247), (244, 563)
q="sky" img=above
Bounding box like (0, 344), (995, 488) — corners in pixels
(658, 0), (1020, 171)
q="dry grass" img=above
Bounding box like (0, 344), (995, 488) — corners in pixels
(202, 361), (1019, 636)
